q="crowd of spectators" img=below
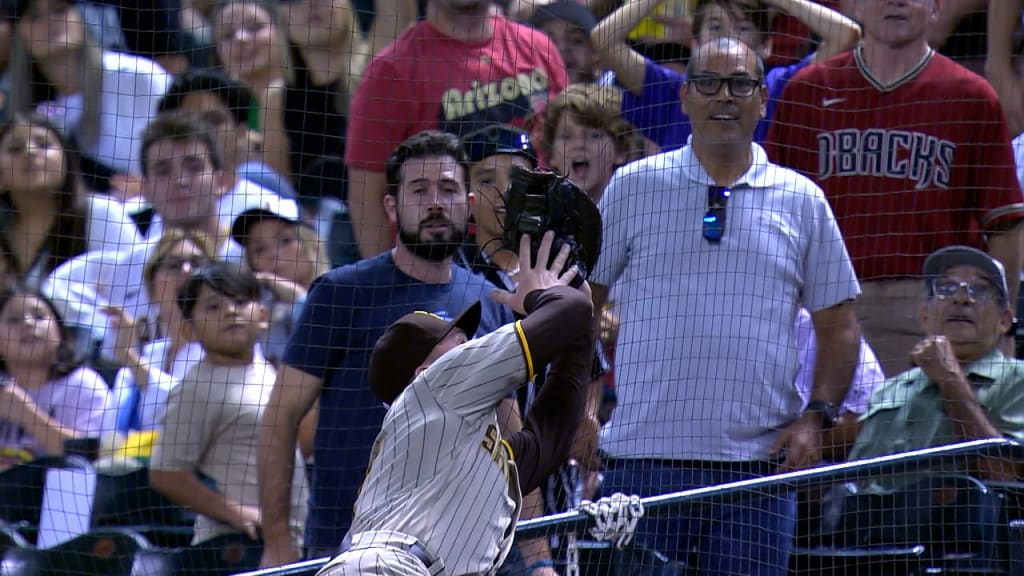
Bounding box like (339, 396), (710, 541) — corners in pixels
(0, 0), (1021, 575)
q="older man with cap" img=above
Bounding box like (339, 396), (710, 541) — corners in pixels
(847, 245), (1024, 483)
(316, 231), (594, 576)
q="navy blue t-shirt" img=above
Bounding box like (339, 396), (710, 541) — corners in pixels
(282, 252), (515, 552)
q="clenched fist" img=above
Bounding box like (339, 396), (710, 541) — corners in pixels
(910, 336), (966, 392)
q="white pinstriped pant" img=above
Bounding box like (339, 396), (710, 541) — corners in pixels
(316, 530), (445, 576)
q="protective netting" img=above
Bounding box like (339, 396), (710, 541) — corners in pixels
(0, 1), (1020, 576)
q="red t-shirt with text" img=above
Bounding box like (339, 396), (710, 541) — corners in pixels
(346, 16), (568, 172)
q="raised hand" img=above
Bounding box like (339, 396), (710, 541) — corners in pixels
(910, 335), (968, 395)
(100, 305), (142, 368)
(491, 231), (578, 315)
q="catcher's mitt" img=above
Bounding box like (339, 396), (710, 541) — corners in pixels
(501, 166), (602, 287)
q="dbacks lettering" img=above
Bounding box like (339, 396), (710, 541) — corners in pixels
(817, 129), (955, 190)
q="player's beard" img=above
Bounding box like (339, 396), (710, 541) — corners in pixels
(397, 213), (467, 262)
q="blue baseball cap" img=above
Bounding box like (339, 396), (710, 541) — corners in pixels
(460, 124), (538, 167)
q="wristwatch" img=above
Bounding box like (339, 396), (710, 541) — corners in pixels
(804, 401), (839, 429)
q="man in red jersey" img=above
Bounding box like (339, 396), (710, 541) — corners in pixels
(766, 0), (1024, 377)
(345, 0), (568, 260)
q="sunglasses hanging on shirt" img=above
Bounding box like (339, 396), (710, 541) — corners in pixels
(702, 186), (731, 244)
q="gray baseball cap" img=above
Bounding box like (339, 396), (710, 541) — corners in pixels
(923, 245), (1008, 302)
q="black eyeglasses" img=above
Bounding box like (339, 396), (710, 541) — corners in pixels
(688, 74), (763, 98)
(702, 186), (731, 244)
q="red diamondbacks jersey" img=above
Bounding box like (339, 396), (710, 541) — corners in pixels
(765, 49), (1024, 280)
(345, 15), (567, 172)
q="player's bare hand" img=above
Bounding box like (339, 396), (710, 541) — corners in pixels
(491, 232), (578, 315)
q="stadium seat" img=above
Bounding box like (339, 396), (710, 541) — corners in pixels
(791, 474), (1007, 576)
(565, 541), (687, 576)
(978, 481), (1024, 576)
(172, 533), (263, 576)
(1007, 520), (1024, 575)
(0, 456), (94, 544)
(789, 542), (926, 576)
(1, 528), (155, 576)
(95, 533), (263, 576)
(986, 480), (1024, 521)
(91, 467), (196, 549)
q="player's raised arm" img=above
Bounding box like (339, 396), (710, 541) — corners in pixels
(370, 232), (593, 417)
(491, 232), (594, 371)
(508, 286), (595, 494)
(427, 233), (593, 415)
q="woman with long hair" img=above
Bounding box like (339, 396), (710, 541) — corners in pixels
(0, 111), (139, 289)
(7, 0), (171, 195)
(211, 0), (293, 183)
(213, 0), (407, 194)
(280, 0), (369, 184)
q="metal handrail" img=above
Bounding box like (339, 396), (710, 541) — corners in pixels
(516, 437), (1020, 539)
(235, 438), (1021, 576)
(235, 558), (335, 576)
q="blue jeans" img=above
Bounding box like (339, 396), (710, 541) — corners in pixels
(602, 459), (797, 576)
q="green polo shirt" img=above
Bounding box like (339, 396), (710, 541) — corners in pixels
(847, 350), (1024, 491)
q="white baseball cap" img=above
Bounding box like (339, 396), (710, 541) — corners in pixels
(230, 195), (303, 246)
